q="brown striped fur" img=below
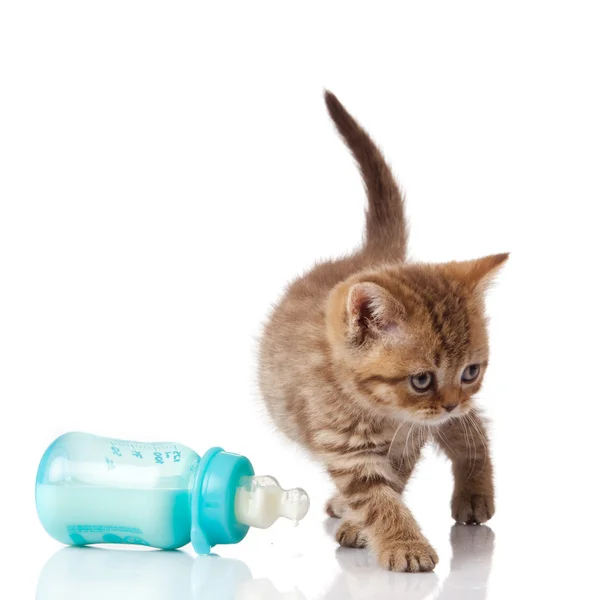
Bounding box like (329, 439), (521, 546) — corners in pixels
(259, 91), (507, 572)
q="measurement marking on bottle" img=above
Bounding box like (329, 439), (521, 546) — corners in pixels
(104, 440), (182, 463)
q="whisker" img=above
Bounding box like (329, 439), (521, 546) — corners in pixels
(435, 423), (455, 455)
(464, 414), (480, 482)
(467, 413), (489, 479)
(411, 424), (419, 465)
(466, 412), (488, 448)
(416, 424), (424, 463)
(386, 420), (405, 464)
(417, 425), (424, 464)
(403, 421), (416, 465)
(459, 415), (475, 482)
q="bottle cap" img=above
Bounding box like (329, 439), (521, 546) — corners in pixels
(191, 447), (254, 554)
(190, 448), (310, 554)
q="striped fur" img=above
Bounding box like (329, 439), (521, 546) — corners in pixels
(259, 92), (507, 572)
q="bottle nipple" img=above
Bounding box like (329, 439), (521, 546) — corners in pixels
(234, 476), (310, 529)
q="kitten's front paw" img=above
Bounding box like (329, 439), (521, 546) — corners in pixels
(336, 519), (368, 548)
(376, 539), (439, 572)
(452, 493), (495, 524)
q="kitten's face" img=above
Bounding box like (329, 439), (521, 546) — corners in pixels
(349, 316), (489, 424)
(326, 255), (507, 423)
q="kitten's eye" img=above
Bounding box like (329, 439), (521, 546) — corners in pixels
(461, 364), (481, 383)
(410, 372), (434, 393)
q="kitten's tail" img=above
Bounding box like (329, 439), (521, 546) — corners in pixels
(324, 90), (408, 260)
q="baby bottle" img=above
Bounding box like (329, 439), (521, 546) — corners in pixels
(36, 432), (310, 553)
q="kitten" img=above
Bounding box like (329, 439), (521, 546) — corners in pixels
(259, 91), (507, 572)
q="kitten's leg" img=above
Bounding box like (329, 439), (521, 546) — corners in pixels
(332, 455), (419, 549)
(434, 411), (495, 524)
(327, 454), (438, 572)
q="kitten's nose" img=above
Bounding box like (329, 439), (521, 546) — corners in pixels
(443, 403), (458, 413)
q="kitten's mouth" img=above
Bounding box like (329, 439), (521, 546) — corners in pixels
(414, 410), (463, 425)
(398, 402), (471, 425)
(422, 414), (452, 425)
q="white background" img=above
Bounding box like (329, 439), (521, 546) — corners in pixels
(1, 2), (599, 598)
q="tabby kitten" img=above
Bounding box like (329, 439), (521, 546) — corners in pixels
(259, 91), (507, 572)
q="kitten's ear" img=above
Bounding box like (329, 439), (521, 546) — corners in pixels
(445, 253), (509, 293)
(346, 282), (406, 344)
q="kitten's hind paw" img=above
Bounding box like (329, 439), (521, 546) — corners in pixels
(452, 493), (495, 524)
(325, 494), (347, 519)
(335, 519), (368, 548)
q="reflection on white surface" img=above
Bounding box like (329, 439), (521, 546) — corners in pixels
(36, 525), (493, 600)
(325, 524), (494, 600)
(36, 547), (305, 600)
(437, 524), (494, 600)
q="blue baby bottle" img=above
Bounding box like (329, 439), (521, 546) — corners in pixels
(36, 432), (310, 553)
